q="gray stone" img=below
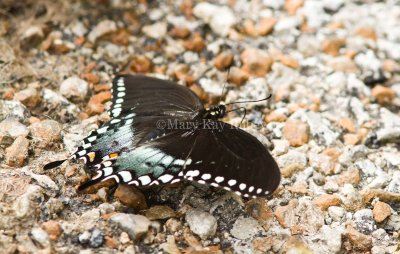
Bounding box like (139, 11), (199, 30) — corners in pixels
(89, 229), (104, 248)
(42, 89), (80, 117)
(306, 225), (344, 254)
(59, 76), (89, 101)
(277, 150), (308, 173)
(0, 118), (29, 138)
(13, 185), (44, 219)
(338, 145), (368, 166)
(110, 213), (151, 240)
(355, 159), (380, 177)
(78, 231), (91, 244)
(376, 108), (400, 142)
(88, 20), (117, 43)
(230, 217), (263, 240)
(328, 206), (345, 222)
(387, 171), (400, 193)
(272, 139), (289, 156)
(0, 100), (30, 122)
(185, 209), (217, 240)
(30, 227), (50, 247)
(354, 209), (376, 234)
(322, 0), (344, 12)
(301, 111), (338, 146)
(142, 22), (167, 39)
(193, 3), (236, 37)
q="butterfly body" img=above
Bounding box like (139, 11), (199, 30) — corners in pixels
(45, 75), (280, 198)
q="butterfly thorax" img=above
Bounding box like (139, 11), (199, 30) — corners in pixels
(203, 104), (226, 120)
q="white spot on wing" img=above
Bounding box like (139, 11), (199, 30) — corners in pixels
(215, 176), (224, 183)
(249, 186), (254, 192)
(128, 180), (139, 186)
(103, 167), (113, 176)
(118, 171), (132, 182)
(239, 183), (246, 190)
(138, 175), (151, 185)
(158, 174), (174, 183)
(97, 127), (108, 134)
(88, 136), (96, 142)
(228, 179), (237, 186)
(102, 175), (120, 183)
(201, 174), (211, 180)
(92, 170), (102, 180)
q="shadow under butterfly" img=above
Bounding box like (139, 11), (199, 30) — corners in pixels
(44, 75), (281, 198)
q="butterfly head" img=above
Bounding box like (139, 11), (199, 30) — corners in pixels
(205, 103), (226, 120)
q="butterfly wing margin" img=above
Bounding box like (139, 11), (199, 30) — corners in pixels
(110, 75), (204, 118)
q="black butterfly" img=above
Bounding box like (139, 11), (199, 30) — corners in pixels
(45, 75), (280, 198)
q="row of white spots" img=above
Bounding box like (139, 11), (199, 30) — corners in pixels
(187, 171), (270, 197)
(111, 78), (126, 117)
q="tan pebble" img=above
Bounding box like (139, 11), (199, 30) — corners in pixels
(129, 55), (153, 73)
(287, 181), (308, 195)
(143, 205), (176, 220)
(343, 133), (360, 145)
(14, 87), (41, 109)
(104, 235), (119, 249)
(372, 85), (395, 104)
(257, 18), (277, 36)
(83, 73), (100, 84)
(227, 66), (249, 86)
(243, 19), (258, 37)
(111, 28), (131, 46)
(86, 91), (112, 116)
(183, 34), (205, 52)
(240, 48), (273, 77)
(326, 21), (344, 30)
(190, 84), (208, 102)
(373, 201), (391, 223)
(213, 51), (234, 70)
(355, 27), (377, 40)
(41, 220), (62, 241)
(285, 0), (304, 15)
(362, 189), (400, 204)
(252, 237), (273, 253)
(169, 26), (191, 39)
(29, 120), (61, 148)
(338, 117), (356, 133)
(265, 110), (287, 123)
(322, 147), (341, 161)
(245, 198), (274, 230)
(337, 167), (361, 186)
(274, 200), (297, 228)
(280, 55), (299, 69)
(328, 56), (358, 73)
(180, 0), (193, 18)
(383, 59), (400, 73)
(344, 226), (372, 251)
(282, 119), (310, 147)
(114, 184), (148, 211)
(321, 38), (345, 56)
(313, 194), (341, 211)
(2, 87), (15, 100)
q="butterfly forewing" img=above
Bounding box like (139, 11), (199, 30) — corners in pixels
(110, 75), (203, 118)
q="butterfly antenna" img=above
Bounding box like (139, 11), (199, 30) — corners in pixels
(219, 68), (231, 104)
(225, 93), (272, 106)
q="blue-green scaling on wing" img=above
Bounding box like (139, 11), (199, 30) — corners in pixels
(44, 75), (281, 198)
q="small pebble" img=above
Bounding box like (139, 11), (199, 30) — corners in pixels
(230, 217), (263, 240)
(313, 194), (341, 211)
(282, 119), (310, 147)
(372, 201), (391, 223)
(59, 76), (89, 101)
(88, 20), (117, 43)
(41, 220), (62, 240)
(13, 87), (41, 109)
(5, 136), (29, 167)
(110, 213), (151, 240)
(240, 48), (273, 77)
(185, 209), (217, 240)
(29, 120), (62, 148)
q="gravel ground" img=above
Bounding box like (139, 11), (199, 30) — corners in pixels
(1, 0), (400, 253)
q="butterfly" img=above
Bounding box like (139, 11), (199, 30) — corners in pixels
(44, 75), (280, 198)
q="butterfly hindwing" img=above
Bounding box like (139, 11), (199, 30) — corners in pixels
(80, 120), (280, 197)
